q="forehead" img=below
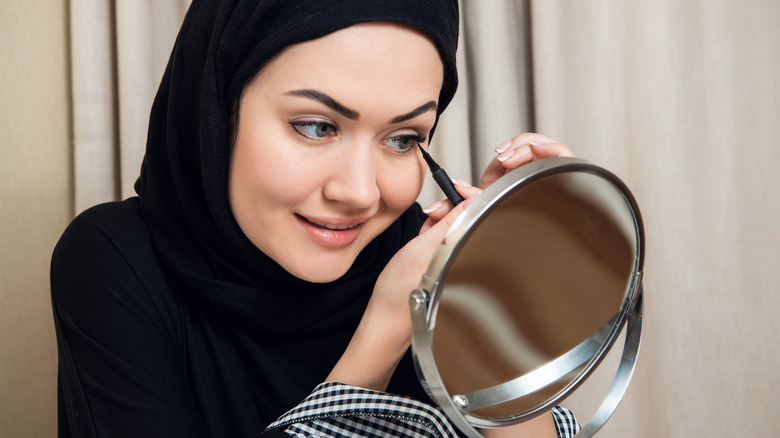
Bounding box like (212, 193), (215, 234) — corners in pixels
(247, 22), (445, 109)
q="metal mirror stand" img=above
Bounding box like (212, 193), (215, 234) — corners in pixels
(410, 284), (643, 438)
(409, 158), (645, 438)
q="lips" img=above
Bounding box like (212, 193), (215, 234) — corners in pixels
(295, 214), (367, 247)
(313, 222), (359, 231)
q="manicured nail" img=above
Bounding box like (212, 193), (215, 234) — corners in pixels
(463, 193), (479, 208)
(495, 141), (513, 153)
(497, 148), (515, 162)
(452, 178), (472, 187)
(530, 140), (549, 146)
(422, 201), (444, 214)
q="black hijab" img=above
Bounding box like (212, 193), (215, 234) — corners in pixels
(135, 0), (458, 333)
(133, 0), (459, 431)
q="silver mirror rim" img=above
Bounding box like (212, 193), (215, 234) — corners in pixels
(410, 157), (645, 435)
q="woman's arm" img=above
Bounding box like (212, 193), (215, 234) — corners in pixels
(481, 414), (556, 438)
(328, 134), (573, 391)
(51, 203), (208, 438)
(325, 182), (482, 391)
(325, 134), (574, 437)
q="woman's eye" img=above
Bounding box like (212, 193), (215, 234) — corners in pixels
(385, 134), (425, 153)
(291, 121), (336, 139)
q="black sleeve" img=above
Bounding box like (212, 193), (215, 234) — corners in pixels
(50, 203), (208, 438)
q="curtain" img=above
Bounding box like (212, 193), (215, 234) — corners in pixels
(69, 1), (780, 436)
(526, 2), (780, 437)
(70, 0), (190, 212)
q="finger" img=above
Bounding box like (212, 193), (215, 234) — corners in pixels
(480, 134), (555, 188)
(508, 132), (559, 146)
(421, 200), (450, 226)
(419, 190), (478, 238)
(420, 193), (480, 237)
(499, 133), (566, 162)
(452, 178), (482, 206)
(422, 181), (481, 223)
(479, 145), (534, 188)
(496, 143), (534, 166)
(418, 217), (434, 234)
(528, 141), (575, 159)
(480, 135), (573, 188)
(494, 141), (572, 169)
(478, 157), (508, 189)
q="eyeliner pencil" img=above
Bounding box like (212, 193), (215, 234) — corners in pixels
(418, 144), (465, 206)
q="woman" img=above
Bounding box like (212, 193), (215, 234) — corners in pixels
(51, 1), (576, 437)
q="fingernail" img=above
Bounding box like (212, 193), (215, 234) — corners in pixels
(422, 201), (444, 214)
(530, 140), (549, 146)
(495, 141), (513, 153)
(497, 148), (515, 162)
(452, 178), (472, 187)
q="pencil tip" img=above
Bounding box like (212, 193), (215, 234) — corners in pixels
(418, 144), (440, 171)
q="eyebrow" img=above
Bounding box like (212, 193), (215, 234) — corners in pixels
(286, 89), (438, 124)
(389, 101), (437, 124)
(286, 89), (359, 120)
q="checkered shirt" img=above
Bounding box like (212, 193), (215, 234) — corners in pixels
(264, 382), (580, 437)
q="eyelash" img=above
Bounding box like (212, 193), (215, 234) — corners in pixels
(385, 133), (427, 154)
(289, 120), (336, 139)
(288, 120), (426, 154)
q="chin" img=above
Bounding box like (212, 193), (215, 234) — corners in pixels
(297, 269), (350, 284)
(285, 259), (354, 284)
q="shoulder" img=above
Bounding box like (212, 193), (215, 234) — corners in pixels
(51, 198), (179, 337)
(52, 198), (156, 289)
(55, 197), (149, 250)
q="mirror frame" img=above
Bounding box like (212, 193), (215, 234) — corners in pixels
(410, 157), (645, 437)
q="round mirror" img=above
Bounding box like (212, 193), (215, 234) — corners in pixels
(410, 157), (644, 437)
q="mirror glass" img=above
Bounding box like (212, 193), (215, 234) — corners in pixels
(413, 160), (643, 430)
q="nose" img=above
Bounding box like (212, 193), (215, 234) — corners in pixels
(322, 144), (381, 209)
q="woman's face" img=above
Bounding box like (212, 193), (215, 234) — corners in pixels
(228, 23), (444, 283)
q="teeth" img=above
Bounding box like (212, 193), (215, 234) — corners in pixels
(319, 223), (359, 230)
(298, 214), (362, 230)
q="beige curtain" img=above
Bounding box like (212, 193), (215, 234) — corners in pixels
(71, 0), (190, 213)
(525, 2), (780, 437)
(70, 1), (780, 436)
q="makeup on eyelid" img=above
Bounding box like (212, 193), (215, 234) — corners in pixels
(289, 119), (426, 153)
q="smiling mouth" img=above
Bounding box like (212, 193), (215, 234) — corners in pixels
(315, 222), (359, 230)
(295, 214), (365, 247)
(296, 214), (362, 230)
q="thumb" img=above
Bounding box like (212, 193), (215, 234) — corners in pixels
(419, 193), (478, 239)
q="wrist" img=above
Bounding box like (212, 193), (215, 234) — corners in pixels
(326, 309), (411, 391)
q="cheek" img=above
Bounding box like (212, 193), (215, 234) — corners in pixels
(230, 124), (314, 209)
(378, 159), (426, 211)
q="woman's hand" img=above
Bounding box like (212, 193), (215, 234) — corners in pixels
(479, 133), (574, 189)
(326, 182), (481, 391)
(327, 133), (572, 391)
(422, 133), (573, 229)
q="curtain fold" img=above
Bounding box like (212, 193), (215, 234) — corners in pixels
(70, 0), (119, 214)
(68, 1), (780, 436)
(70, 0), (189, 214)
(528, 2), (780, 437)
(115, 0), (190, 199)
